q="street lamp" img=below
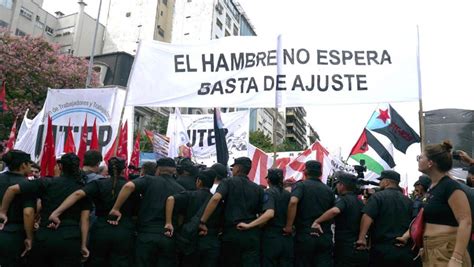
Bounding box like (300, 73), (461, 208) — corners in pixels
(85, 0), (103, 88)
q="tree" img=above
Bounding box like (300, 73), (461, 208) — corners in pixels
(0, 30), (98, 142)
(146, 115), (169, 135)
(277, 138), (303, 152)
(249, 130), (273, 152)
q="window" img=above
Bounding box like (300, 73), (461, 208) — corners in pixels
(20, 7), (33, 20)
(225, 14), (231, 29)
(158, 28), (164, 37)
(0, 0), (13, 9)
(35, 20), (44, 29)
(163, 0), (167, 5)
(216, 18), (223, 30)
(0, 20), (8, 28)
(45, 26), (54, 35)
(225, 30), (230, 37)
(233, 24), (238, 35)
(15, 28), (26, 36)
(125, 12), (131, 17)
(184, 33), (189, 36)
(215, 35), (219, 39)
(185, 15), (191, 19)
(160, 11), (163, 16)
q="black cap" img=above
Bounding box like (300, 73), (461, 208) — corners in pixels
(211, 163), (228, 178)
(156, 157), (176, 168)
(414, 175), (431, 191)
(230, 157), (252, 168)
(305, 160), (322, 172)
(334, 172), (358, 187)
(377, 170), (400, 182)
(2, 149), (33, 164)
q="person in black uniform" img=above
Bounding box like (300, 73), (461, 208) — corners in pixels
(48, 157), (139, 267)
(237, 168), (293, 267)
(0, 153), (92, 267)
(311, 171), (368, 267)
(0, 150), (35, 266)
(176, 157), (199, 191)
(283, 160), (335, 267)
(355, 170), (415, 267)
(199, 157), (265, 267)
(108, 157), (185, 267)
(412, 175), (430, 217)
(165, 168), (221, 267)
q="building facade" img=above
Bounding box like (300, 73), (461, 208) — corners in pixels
(286, 107), (308, 149)
(250, 108), (285, 145)
(0, 0), (105, 57)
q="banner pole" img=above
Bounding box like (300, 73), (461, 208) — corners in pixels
(416, 25), (425, 151)
(272, 34), (283, 167)
(113, 41), (143, 157)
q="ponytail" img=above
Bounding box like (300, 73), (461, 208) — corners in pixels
(108, 157), (126, 198)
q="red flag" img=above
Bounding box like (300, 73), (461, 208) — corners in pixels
(103, 136), (117, 164)
(5, 116), (18, 153)
(63, 119), (76, 154)
(0, 80), (8, 112)
(40, 115), (56, 177)
(90, 118), (99, 151)
(129, 131), (141, 168)
(77, 116), (88, 167)
(117, 121), (128, 161)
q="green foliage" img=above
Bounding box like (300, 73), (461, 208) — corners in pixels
(146, 115), (168, 135)
(277, 138), (303, 152)
(249, 130), (273, 152)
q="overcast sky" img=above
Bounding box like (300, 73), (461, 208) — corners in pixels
(43, 0), (473, 186)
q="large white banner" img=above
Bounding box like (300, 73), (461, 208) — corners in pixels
(127, 28), (419, 108)
(15, 88), (133, 161)
(166, 110), (249, 164)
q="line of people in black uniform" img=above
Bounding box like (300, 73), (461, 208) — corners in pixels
(0, 147), (472, 267)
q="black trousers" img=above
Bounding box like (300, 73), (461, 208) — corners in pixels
(220, 227), (261, 267)
(369, 242), (416, 267)
(0, 226), (25, 267)
(294, 232), (333, 267)
(86, 221), (135, 267)
(261, 233), (294, 267)
(334, 243), (369, 267)
(135, 232), (177, 267)
(181, 233), (220, 267)
(29, 226), (82, 267)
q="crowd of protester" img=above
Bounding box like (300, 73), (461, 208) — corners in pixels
(0, 140), (473, 267)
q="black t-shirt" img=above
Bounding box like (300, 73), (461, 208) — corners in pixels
(458, 182), (474, 232)
(20, 176), (92, 227)
(0, 172), (36, 225)
(133, 174), (185, 229)
(174, 188), (221, 229)
(334, 192), (364, 244)
(176, 175), (197, 191)
(262, 186), (291, 236)
(363, 187), (413, 244)
(216, 176), (264, 227)
(82, 177), (139, 218)
(424, 176), (463, 227)
(291, 178), (335, 234)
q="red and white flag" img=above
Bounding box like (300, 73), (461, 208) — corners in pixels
(248, 141), (341, 185)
